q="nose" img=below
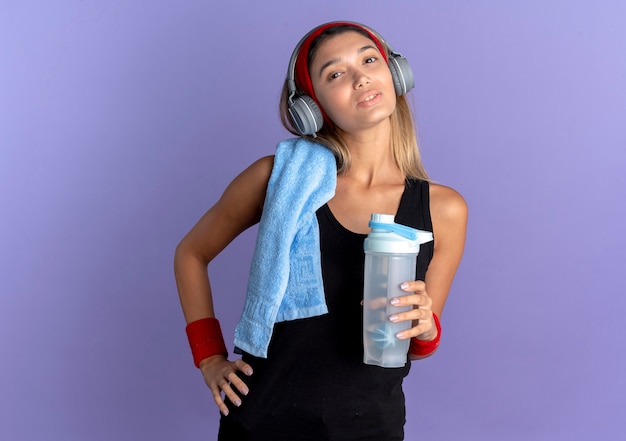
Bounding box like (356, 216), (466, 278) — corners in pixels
(353, 68), (370, 89)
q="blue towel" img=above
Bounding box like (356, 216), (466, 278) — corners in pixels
(233, 138), (337, 358)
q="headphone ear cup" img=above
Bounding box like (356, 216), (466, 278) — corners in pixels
(288, 95), (324, 136)
(388, 55), (415, 96)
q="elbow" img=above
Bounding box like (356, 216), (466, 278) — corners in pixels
(174, 238), (186, 260)
(173, 240), (185, 279)
(173, 236), (203, 274)
(173, 238), (187, 268)
(174, 234), (212, 272)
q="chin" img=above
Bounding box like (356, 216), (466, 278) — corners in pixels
(334, 107), (395, 133)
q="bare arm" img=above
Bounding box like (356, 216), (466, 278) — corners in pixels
(173, 155), (274, 415)
(390, 183), (468, 360)
(174, 155), (274, 321)
(423, 183), (468, 319)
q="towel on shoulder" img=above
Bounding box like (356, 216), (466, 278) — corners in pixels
(233, 137), (337, 358)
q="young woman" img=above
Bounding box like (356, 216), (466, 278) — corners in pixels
(174, 21), (467, 440)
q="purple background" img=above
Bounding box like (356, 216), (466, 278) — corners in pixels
(1, 1), (625, 440)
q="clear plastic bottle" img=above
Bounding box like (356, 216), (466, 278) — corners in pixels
(363, 213), (434, 367)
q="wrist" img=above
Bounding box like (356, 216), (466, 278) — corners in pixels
(197, 353), (227, 370)
(409, 313), (441, 357)
(185, 318), (228, 368)
(417, 319), (439, 341)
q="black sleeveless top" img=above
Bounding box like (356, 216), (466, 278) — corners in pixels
(218, 179), (433, 441)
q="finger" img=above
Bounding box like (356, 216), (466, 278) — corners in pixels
(209, 382), (231, 416)
(226, 369), (250, 397)
(389, 307), (432, 324)
(400, 280), (426, 293)
(364, 296), (389, 310)
(390, 307), (433, 327)
(233, 359), (254, 376)
(397, 316), (435, 340)
(390, 293), (432, 308)
(217, 376), (243, 409)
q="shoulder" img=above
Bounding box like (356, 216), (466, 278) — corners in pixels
(215, 155), (275, 218)
(244, 155), (275, 179)
(428, 183), (468, 232)
(226, 155), (275, 193)
(175, 155), (277, 262)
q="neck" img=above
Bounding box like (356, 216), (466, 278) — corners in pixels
(338, 122), (404, 187)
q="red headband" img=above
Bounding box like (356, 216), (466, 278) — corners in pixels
(294, 22), (389, 125)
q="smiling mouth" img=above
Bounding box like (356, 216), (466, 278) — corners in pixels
(358, 92), (382, 106)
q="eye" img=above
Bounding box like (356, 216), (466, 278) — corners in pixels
(365, 56), (377, 64)
(329, 71), (343, 80)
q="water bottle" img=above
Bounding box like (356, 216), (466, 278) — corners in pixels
(363, 213), (434, 367)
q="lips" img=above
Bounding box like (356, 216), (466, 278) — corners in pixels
(357, 91), (382, 106)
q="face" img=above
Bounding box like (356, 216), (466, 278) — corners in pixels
(309, 31), (397, 134)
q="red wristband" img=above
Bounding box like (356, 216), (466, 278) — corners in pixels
(409, 313), (441, 357)
(185, 318), (228, 368)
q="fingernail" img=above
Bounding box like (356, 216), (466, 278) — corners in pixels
(233, 398), (242, 407)
(245, 368), (253, 376)
(396, 332), (406, 339)
(241, 388), (249, 396)
(222, 409), (229, 416)
(390, 298), (400, 306)
(389, 314), (399, 322)
(400, 283), (410, 290)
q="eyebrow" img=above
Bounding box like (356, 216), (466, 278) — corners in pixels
(317, 44), (378, 78)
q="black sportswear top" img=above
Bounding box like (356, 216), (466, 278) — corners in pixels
(218, 179), (434, 441)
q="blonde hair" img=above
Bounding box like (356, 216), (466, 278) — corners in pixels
(279, 82), (430, 181)
(279, 27), (430, 181)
